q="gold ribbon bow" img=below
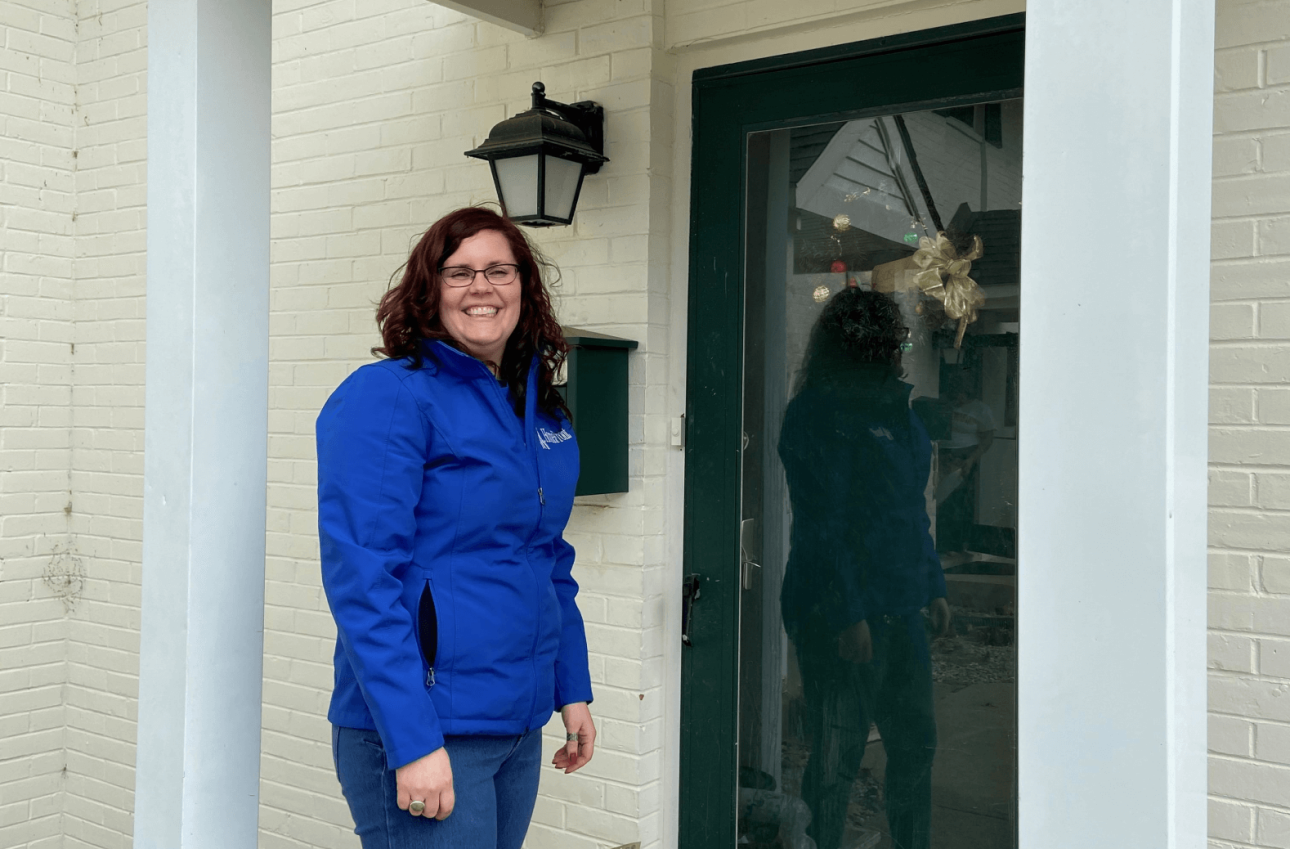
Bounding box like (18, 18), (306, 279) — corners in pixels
(912, 233), (985, 348)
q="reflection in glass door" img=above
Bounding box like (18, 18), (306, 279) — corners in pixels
(737, 102), (1021, 849)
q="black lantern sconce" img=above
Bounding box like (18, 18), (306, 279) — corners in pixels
(464, 82), (608, 227)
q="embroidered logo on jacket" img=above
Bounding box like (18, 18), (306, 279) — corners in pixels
(537, 427), (573, 449)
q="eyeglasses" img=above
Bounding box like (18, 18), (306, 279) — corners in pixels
(438, 264), (520, 287)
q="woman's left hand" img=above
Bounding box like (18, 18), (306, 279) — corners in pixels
(929, 597), (953, 638)
(553, 702), (596, 774)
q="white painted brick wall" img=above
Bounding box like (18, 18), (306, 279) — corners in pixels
(0, 1), (77, 847)
(60, 0), (148, 845)
(1210, 1), (1290, 846)
(663, 0), (945, 49)
(264, 1), (670, 847)
(9, 1), (1288, 847)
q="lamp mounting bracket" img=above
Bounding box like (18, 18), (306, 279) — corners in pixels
(530, 82), (606, 174)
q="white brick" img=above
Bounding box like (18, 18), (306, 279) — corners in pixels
(1211, 591), (1256, 632)
(1211, 799), (1254, 843)
(1213, 258), (1290, 301)
(1262, 301), (1290, 338)
(1210, 470), (1254, 507)
(1262, 388), (1290, 423)
(1270, 44), (1290, 87)
(1211, 714), (1254, 757)
(1265, 639), (1290, 682)
(1263, 808), (1290, 849)
(579, 17), (654, 55)
(1259, 217), (1290, 259)
(1212, 755), (1290, 808)
(1264, 557), (1290, 595)
(1217, 2), (1290, 48)
(1253, 596), (1290, 639)
(1212, 387), (1256, 424)
(1212, 633), (1256, 672)
(1215, 173), (1290, 219)
(1217, 47), (1261, 92)
(1212, 219), (1256, 260)
(1259, 476), (1290, 509)
(1257, 722), (1290, 766)
(1210, 429), (1290, 466)
(1267, 132), (1290, 174)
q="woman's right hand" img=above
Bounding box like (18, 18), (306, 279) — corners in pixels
(396, 747), (455, 820)
(838, 620), (873, 663)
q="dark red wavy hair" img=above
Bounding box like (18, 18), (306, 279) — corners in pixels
(374, 207), (569, 419)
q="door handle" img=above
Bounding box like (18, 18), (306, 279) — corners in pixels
(740, 518), (760, 590)
(681, 574), (702, 647)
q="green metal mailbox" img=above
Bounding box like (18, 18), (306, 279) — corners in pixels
(557, 327), (638, 496)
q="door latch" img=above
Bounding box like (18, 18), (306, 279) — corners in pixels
(681, 574), (702, 647)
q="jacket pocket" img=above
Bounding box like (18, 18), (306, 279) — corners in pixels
(418, 581), (439, 686)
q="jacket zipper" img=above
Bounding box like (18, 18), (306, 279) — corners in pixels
(523, 370), (546, 721)
(480, 355), (547, 719)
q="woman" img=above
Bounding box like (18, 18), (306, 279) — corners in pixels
(316, 207), (595, 849)
(778, 288), (949, 849)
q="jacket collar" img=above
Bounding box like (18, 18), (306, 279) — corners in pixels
(423, 341), (540, 399)
(423, 340), (480, 377)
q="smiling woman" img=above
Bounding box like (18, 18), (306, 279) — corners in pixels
(316, 207), (594, 849)
(373, 207), (571, 413)
(436, 231), (523, 368)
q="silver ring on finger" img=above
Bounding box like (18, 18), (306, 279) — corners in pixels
(566, 733), (578, 742)
(409, 800), (426, 816)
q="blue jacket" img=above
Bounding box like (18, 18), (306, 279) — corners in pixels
(316, 341), (592, 770)
(778, 372), (946, 638)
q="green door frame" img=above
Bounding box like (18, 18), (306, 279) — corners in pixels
(679, 16), (1025, 846)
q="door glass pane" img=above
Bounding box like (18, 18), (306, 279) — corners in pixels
(738, 101), (1020, 849)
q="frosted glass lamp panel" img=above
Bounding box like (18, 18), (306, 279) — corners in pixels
(494, 155), (540, 218)
(544, 156), (584, 221)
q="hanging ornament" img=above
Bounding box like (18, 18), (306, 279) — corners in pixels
(812, 285), (831, 303)
(832, 213), (852, 232)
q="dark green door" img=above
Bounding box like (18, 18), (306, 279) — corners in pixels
(681, 16), (1025, 848)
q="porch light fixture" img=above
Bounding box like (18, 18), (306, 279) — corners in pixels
(465, 82), (608, 227)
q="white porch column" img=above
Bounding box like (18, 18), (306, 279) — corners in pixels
(1020, 1), (1212, 847)
(134, 1), (271, 847)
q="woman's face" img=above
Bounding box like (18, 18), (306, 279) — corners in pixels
(437, 229), (523, 366)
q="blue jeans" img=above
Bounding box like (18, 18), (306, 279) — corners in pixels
(332, 725), (542, 849)
(794, 615), (936, 849)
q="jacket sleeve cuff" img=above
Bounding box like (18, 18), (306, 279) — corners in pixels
(832, 594), (868, 632)
(554, 677), (594, 711)
(554, 649), (594, 710)
(382, 719), (446, 771)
